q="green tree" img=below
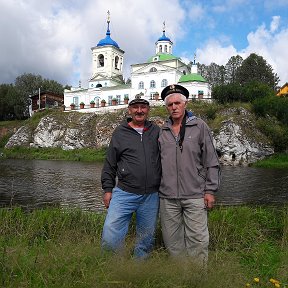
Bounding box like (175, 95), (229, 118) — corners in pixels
(197, 62), (225, 87)
(235, 53), (280, 90)
(13, 73), (64, 119)
(212, 83), (244, 103)
(225, 55), (243, 84)
(42, 79), (65, 95)
(0, 84), (25, 120)
(243, 81), (274, 102)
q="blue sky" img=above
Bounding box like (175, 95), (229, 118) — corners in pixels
(1, 0), (288, 87)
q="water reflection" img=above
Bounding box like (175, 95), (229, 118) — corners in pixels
(0, 159), (287, 211)
(0, 159), (104, 212)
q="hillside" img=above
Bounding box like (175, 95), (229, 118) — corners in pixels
(1, 102), (275, 166)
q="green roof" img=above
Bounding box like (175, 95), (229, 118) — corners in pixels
(101, 84), (131, 91)
(179, 73), (207, 83)
(147, 53), (180, 62)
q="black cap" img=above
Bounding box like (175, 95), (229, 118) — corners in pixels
(161, 84), (189, 100)
(128, 98), (150, 106)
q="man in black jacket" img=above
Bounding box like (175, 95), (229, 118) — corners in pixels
(101, 98), (161, 259)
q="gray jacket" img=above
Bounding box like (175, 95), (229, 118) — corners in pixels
(158, 112), (220, 199)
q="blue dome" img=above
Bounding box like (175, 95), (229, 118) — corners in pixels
(97, 29), (119, 48)
(158, 32), (171, 42)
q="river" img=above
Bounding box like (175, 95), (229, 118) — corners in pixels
(0, 159), (287, 211)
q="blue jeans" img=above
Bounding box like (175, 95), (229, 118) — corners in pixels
(101, 187), (159, 259)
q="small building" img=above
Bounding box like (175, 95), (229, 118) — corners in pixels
(30, 91), (64, 115)
(276, 82), (288, 97)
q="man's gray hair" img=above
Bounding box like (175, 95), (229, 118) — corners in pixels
(164, 93), (187, 106)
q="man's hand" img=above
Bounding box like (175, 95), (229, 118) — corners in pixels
(204, 193), (215, 209)
(103, 192), (112, 209)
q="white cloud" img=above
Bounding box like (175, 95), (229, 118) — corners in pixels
(196, 40), (238, 65)
(243, 16), (288, 85)
(0, 0), (287, 88)
(0, 0), (186, 86)
(270, 15), (280, 32)
(193, 16), (288, 85)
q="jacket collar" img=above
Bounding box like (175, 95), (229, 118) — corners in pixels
(164, 110), (196, 128)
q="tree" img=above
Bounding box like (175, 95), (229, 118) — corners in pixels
(13, 73), (64, 119)
(0, 84), (25, 120)
(197, 62), (225, 87)
(235, 53), (279, 90)
(14, 73), (43, 98)
(225, 55), (243, 84)
(212, 83), (244, 104)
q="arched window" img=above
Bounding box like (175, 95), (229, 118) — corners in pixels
(115, 56), (119, 70)
(159, 45), (162, 53)
(150, 80), (156, 88)
(150, 67), (157, 72)
(164, 45), (167, 53)
(138, 81), (144, 89)
(98, 54), (104, 67)
(183, 70), (186, 75)
(161, 79), (168, 87)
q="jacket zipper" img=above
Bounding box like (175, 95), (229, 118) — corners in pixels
(142, 131), (147, 193)
(176, 136), (180, 198)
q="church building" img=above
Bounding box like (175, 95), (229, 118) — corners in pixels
(64, 12), (211, 109)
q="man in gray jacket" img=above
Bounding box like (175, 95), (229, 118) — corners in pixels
(101, 98), (161, 259)
(158, 84), (220, 264)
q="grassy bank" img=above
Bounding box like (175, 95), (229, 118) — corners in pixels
(1, 146), (107, 162)
(1, 206), (287, 287)
(251, 153), (288, 169)
(2, 145), (287, 169)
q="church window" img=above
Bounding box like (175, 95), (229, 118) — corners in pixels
(164, 45), (167, 53)
(183, 70), (186, 75)
(98, 54), (104, 67)
(159, 45), (162, 53)
(138, 81), (144, 89)
(150, 80), (156, 88)
(150, 67), (157, 72)
(161, 79), (168, 87)
(115, 56), (119, 70)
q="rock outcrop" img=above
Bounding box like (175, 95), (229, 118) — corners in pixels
(5, 107), (274, 166)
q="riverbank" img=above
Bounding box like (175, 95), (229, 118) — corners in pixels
(1, 206), (287, 287)
(251, 153), (288, 169)
(1, 145), (288, 168)
(0, 146), (107, 162)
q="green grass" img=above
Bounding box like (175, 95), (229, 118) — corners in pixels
(251, 153), (288, 168)
(1, 146), (107, 162)
(0, 206), (287, 287)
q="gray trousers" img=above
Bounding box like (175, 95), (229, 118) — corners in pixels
(160, 198), (209, 263)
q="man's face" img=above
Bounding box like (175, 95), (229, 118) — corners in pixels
(128, 103), (150, 124)
(166, 93), (187, 121)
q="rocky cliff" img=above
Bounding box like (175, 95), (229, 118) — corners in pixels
(5, 107), (274, 166)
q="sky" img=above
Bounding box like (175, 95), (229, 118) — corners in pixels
(1, 0), (288, 87)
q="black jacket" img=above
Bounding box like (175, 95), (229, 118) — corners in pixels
(101, 119), (161, 194)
